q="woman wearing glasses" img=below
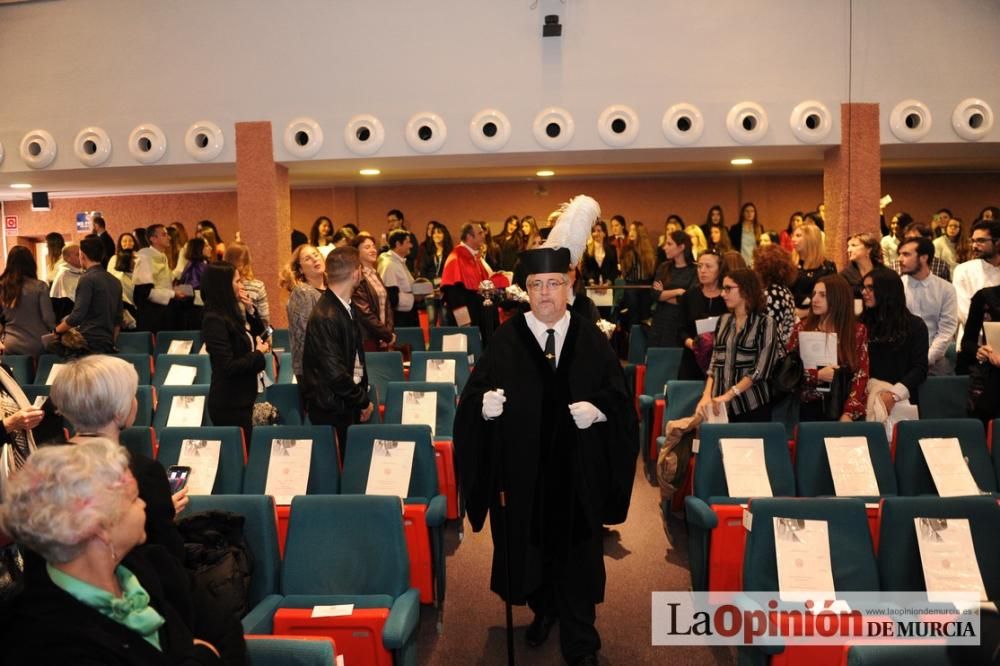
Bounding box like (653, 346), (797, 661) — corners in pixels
(695, 269), (779, 422)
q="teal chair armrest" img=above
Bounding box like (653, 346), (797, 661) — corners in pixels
(638, 394), (655, 410)
(731, 593), (782, 656)
(242, 594), (283, 634)
(425, 495), (447, 527)
(684, 496), (718, 529)
(655, 435), (665, 451)
(383, 588), (420, 649)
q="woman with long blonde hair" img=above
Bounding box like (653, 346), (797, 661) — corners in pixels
(618, 221), (657, 327)
(282, 244), (326, 384)
(685, 224), (708, 259)
(790, 221), (836, 312)
(224, 243), (270, 327)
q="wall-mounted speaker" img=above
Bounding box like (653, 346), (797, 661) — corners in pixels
(31, 191), (50, 211)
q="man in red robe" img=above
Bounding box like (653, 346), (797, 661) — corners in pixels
(441, 222), (491, 327)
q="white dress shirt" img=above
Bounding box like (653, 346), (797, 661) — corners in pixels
(952, 258), (1000, 328)
(378, 250), (415, 312)
(903, 273), (958, 375)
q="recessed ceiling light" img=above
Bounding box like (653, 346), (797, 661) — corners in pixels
(359, 168), (381, 176)
(10, 183), (32, 189)
(730, 158), (753, 166)
(536, 170), (555, 177)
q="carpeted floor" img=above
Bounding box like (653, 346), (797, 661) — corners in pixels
(415, 460), (737, 665)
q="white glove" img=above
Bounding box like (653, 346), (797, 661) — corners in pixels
(568, 401), (605, 430)
(482, 389), (506, 420)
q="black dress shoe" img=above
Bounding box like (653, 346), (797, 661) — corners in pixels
(570, 654), (598, 666)
(525, 613), (557, 647)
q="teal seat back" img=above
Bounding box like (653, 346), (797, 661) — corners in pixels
(664, 380), (705, 421)
(694, 423), (795, 500)
(795, 421), (897, 497)
(111, 353), (153, 385)
(894, 419), (996, 495)
(877, 496), (1000, 597)
(158, 426), (246, 494)
(32, 354), (65, 386)
(846, 644), (950, 666)
(152, 385), (213, 431)
(341, 424), (438, 500)
(269, 328), (290, 352)
(152, 354), (212, 387)
(154, 331), (203, 356)
(408, 351), (471, 393)
(917, 375), (970, 419)
(394, 326), (427, 352)
(260, 384), (303, 425)
(365, 351), (404, 407)
(275, 352), (295, 384)
(743, 497), (879, 593)
(246, 636), (336, 666)
(991, 419), (1000, 490)
(134, 385), (154, 427)
(120, 426), (155, 460)
(282, 495), (410, 597)
(627, 324), (648, 365)
(116, 331), (154, 355)
(429, 326), (481, 361)
(245, 425), (339, 495)
(2, 355), (34, 385)
(383, 381), (457, 439)
(642, 348), (684, 397)
(188, 494), (281, 608)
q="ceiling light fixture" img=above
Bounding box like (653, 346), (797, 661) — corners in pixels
(730, 158), (753, 166)
(536, 169), (555, 177)
(359, 168), (381, 176)
(10, 183), (32, 189)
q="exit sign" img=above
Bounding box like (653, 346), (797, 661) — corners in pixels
(3, 215), (17, 235)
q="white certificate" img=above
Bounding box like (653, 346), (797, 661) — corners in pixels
(984, 321), (1000, 351)
(426, 358), (456, 384)
(401, 390), (438, 435)
(587, 286), (613, 308)
(166, 395), (205, 428)
(176, 439), (221, 495)
(264, 438), (312, 505)
(824, 436), (879, 496)
(452, 306), (472, 327)
(915, 517), (988, 602)
(695, 316), (719, 336)
(441, 333), (467, 353)
(918, 437), (981, 497)
(703, 401), (729, 424)
(164, 364), (198, 386)
(720, 438), (773, 497)
(167, 339), (194, 354)
(774, 517), (836, 601)
(797, 331), (838, 369)
(365, 439), (416, 499)
(46, 363), (65, 385)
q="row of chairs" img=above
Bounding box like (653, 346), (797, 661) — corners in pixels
(685, 420), (1000, 594)
(736, 495), (999, 665)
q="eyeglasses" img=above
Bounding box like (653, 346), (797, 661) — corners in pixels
(526, 279), (567, 292)
(971, 237), (995, 245)
(721, 285), (738, 293)
(861, 285), (875, 292)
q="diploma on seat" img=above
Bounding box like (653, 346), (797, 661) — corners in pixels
(441, 333), (467, 353)
(918, 437), (981, 497)
(264, 438), (312, 505)
(46, 363), (66, 385)
(177, 439), (222, 495)
(425, 358), (456, 384)
(824, 436), (879, 497)
(797, 331), (838, 369)
(695, 316), (719, 336)
(365, 439), (415, 499)
(164, 364), (198, 386)
(166, 395), (205, 428)
(401, 390), (438, 435)
(915, 517), (988, 603)
(720, 438), (772, 497)
(774, 517), (836, 601)
(167, 339), (194, 354)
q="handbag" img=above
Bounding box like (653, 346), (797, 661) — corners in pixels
(967, 361), (1000, 421)
(822, 366), (853, 420)
(770, 351), (804, 397)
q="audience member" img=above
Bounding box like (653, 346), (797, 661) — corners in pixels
(957, 283), (1000, 374)
(728, 202), (764, 266)
(301, 246), (374, 451)
(840, 232), (883, 298)
(696, 269), (779, 422)
(890, 221), (951, 281)
(607, 215), (627, 252)
(133, 226), (149, 249)
(92, 215), (116, 269)
(54, 236), (123, 354)
(385, 209), (419, 273)
(618, 220), (657, 328)
(44, 232), (65, 281)
(779, 212), (804, 253)
(0, 246), (55, 358)
(931, 207), (952, 238)
(933, 215), (968, 272)
(648, 230), (697, 347)
(679, 250), (727, 379)
(441, 222), (491, 326)
(790, 222), (836, 312)
(706, 224), (732, 254)
(580, 220), (619, 287)
(0, 361), (46, 465)
(351, 233), (396, 351)
(953, 220), (1000, 336)
(754, 243), (797, 349)
(201, 262), (269, 437)
(49, 243), (84, 321)
(497, 215), (523, 271)
(378, 228), (421, 328)
(881, 212), (909, 265)
(224, 243), (270, 328)
(480, 222), (503, 270)
(281, 244), (327, 384)
(787, 275), (869, 422)
(567, 266), (600, 323)
(109, 232), (138, 318)
(196, 220), (226, 261)
(978, 205), (1000, 222)
(520, 216), (540, 247)
(655, 214), (684, 265)
(417, 221), (452, 326)
(133, 224), (188, 333)
(899, 237), (957, 376)
(168, 222), (189, 275)
(685, 224), (709, 259)
(720, 250), (748, 274)
(177, 237), (210, 330)
(310, 216), (335, 257)
(699, 204), (725, 242)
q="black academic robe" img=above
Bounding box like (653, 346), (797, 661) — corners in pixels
(454, 312), (638, 605)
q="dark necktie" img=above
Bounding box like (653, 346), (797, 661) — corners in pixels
(544, 328), (556, 370)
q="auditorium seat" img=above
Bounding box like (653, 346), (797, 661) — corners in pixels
(260, 384), (305, 426)
(152, 353), (212, 387)
(120, 426), (157, 460)
(366, 351), (405, 414)
(627, 323), (648, 401)
(152, 384), (213, 431)
(154, 330), (203, 356)
(408, 351), (471, 393)
(134, 385), (155, 427)
(428, 326), (481, 362)
(892, 419), (996, 496)
(244, 495), (420, 666)
(31, 354), (65, 385)
(116, 331), (154, 355)
(639, 348), (684, 464)
(395, 326), (427, 353)
(245, 635), (338, 666)
(273, 352), (295, 384)
(269, 327), (290, 352)
(917, 375), (970, 419)
(342, 424), (447, 608)
(685, 422), (794, 592)
(2, 354), (33, 385)
(111, 353), (153, 385)
(158, 426), (247, 494)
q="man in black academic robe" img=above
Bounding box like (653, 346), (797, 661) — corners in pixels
(454, 247), (638, 666)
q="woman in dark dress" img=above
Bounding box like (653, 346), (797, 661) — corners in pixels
(790, 219), (836, 314)
(200, 262), (269, 438)
(679, 250), (728, 379)
(581, 220), (620, 287)
(648, 230), (697, 347)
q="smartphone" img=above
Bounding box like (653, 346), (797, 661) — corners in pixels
(167, 466), (191, 493)
(261, 325), (274, 342)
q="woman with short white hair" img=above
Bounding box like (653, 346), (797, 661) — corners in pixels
(50, 355), (185, 558)
(0, 439), (223, 664)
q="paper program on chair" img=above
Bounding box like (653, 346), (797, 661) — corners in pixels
(365, 439), (415, 499)
(176, 439), (221, 495)
(825, 436), (879, 496)
(401, 391), (437, 435)
(264, 439), (312, 505)
(774, 517), (836, 601)
(720, 438), (772, 497)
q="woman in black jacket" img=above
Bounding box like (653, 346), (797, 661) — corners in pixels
(200, 262), (269, 438)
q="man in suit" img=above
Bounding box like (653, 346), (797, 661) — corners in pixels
(301, 246), (375, 454)
(92, 215), (116, 269)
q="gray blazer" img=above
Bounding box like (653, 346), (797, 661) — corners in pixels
(1, 278), (56, 357)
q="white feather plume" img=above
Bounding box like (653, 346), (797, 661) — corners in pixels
(542, 194), (600, 267)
